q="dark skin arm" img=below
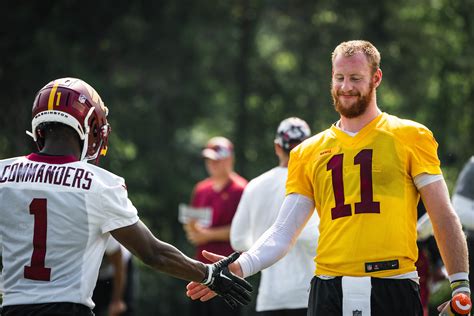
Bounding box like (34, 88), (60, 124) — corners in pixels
(111, 220), (207, 282)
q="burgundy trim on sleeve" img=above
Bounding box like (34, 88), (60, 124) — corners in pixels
(26, 153), (78, 164)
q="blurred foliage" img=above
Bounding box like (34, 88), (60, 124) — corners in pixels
(1, 0), (473, 315)
(428, 279), (451, 313)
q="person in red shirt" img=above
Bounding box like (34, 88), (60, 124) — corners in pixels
(184, 136), (247, 316)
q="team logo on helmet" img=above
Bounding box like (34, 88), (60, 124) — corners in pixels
(78, 94), (87, 104)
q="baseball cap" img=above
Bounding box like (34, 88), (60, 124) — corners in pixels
(201, 137), (234, 160)
(275, 117), (311, 152)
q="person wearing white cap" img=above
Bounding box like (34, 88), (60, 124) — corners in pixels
(230, 117), (319, 315)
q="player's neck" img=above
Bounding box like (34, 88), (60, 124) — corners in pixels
(339, 105), (381, 133)
(279, 157), (289, 167)
(275, 145), (289, 167)
(40, 140), (81, 160)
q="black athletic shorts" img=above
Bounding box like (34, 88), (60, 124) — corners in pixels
(1, 302), (94, 316)
(257, 308), (308, 316)
(307, 276), (423, 316)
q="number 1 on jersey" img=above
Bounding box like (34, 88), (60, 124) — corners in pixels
(24, 198), (51, 281)
(327, 149), (380, 220)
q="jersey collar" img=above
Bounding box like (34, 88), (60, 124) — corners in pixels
(330, 112), (386, 145)
(26, 153), (78, 164)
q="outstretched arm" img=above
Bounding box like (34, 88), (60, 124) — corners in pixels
(111, 220), (207, 282)
(186, 193), (315, 301)
(112, 220), (252, 308)
(237, 193), (315, 277)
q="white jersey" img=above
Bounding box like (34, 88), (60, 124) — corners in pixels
(0, 153), (139, 308)
(230, 166), (319, 311)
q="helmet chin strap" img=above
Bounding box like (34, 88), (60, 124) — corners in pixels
(80, 107), (95, 161)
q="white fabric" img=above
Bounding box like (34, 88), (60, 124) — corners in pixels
(318, 271), (419, 283)
(382, 271), (419, 283)
(449, 272), (471, 296)
(448, 272), (470, 283)
(452, 194), (474, 230)
(0, 155), (139, 308)
(342, 276), (371, 316)
(334, 120), (359, 136)
(413, 173), (443, 189)
(237, 193), (315, 278)
(231, 167), (319, 311)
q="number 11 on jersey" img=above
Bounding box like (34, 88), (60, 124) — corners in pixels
(327, 149), (380, 220)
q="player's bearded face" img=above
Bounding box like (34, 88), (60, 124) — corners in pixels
(331, 81), (375, 118)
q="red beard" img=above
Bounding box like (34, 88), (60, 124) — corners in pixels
(332, 83), (374, 118)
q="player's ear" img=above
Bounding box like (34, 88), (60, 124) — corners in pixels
(274, 143), (282, 155)
(373, 68), (382, 88)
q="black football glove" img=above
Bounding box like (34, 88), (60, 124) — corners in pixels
(201, 252), (253, 308)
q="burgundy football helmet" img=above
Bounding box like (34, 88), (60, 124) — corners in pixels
(28, 78), (111, 162)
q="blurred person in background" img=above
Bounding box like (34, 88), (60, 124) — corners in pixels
(118, 247), (136, 316)
(230, 117), (319, 316)
(92, 238), (133, 316)
(183, 136), (247, 316)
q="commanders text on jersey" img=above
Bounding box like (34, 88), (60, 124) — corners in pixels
(0, 161), (93, 189)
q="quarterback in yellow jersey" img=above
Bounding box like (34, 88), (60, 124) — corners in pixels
(186, 41), (470, 316)
(287, 112), (441, 277)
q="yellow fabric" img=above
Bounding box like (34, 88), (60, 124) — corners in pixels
(286, 112), (441, 277)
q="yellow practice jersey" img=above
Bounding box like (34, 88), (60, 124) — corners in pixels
(286, 112), (441, 277)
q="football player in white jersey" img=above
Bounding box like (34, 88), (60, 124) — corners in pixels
(0, 78), (252, 316)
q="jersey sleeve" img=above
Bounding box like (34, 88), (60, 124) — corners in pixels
(100, 179), (139, 233)
(286, 146), (314, 199)
(408, 126), (442, 177)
